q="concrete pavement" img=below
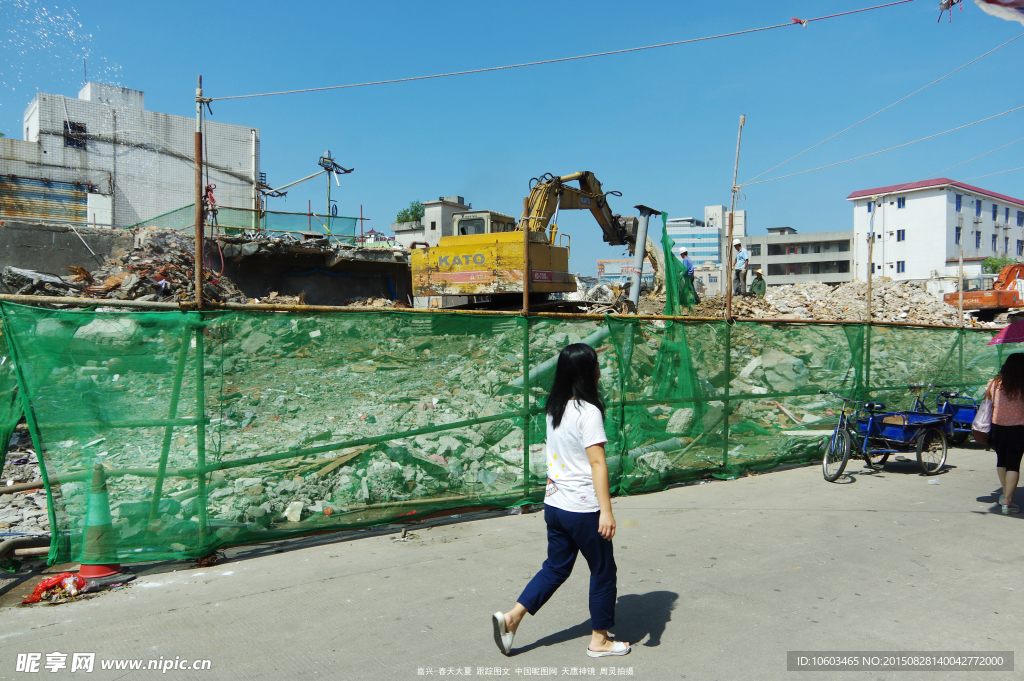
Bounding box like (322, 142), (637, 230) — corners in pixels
(0, 445), (1021, 680)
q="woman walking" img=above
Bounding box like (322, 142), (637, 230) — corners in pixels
(492, 344), (629, 658)
(987, 352), (1024, 514)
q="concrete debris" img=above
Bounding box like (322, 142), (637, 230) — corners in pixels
(684, 280), (990, 327)
(3, 228), (245, 303)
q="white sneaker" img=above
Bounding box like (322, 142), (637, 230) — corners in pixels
(492, 612), (514, 655)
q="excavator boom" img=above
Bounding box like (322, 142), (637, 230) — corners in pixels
(520, 171), (636, 249)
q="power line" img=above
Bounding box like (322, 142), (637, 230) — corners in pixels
(741, 104), (1024, 187)
(742, 32), (1024, 186)
(965, 166), (1024, 181)
(923, 136), (1024, 179)
(209, 0), (917, 102)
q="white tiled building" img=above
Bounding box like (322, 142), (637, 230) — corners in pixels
(0, 82), (259, 227)
(664, 206), (746, 266)
(847, 178), (1024, 282)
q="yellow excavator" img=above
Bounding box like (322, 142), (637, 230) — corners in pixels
(410, 171), (636, 307)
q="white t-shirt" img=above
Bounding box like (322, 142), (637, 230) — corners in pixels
(545, 400), (608, 513)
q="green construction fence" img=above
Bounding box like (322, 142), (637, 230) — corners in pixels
(0, 299), (1006, 567)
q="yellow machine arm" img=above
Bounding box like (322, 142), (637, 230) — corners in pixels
(518, 172), (636, 250)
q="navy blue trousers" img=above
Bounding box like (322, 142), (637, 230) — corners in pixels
(517, 505), (617, 631)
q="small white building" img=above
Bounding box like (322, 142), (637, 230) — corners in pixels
(847, 178), (1024, 283)
(739, 227), (854, 286)
(0, 82), (259, 227)
(391, 196), (471, 248)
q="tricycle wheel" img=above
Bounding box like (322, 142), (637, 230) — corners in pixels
(916, 427), (947, 475)
(864, 451), (889, 470)
(823, 429), (852, 482)
(949, 432), (969, 446)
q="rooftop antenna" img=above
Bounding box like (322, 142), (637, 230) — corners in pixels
(317, 150), (354, 241)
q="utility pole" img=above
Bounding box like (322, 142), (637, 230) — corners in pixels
(866, 197), (875, 322)
(958, 215), (964, 327)
(522, 196), (532, 316)
(194, 76), (205, 310)
(725, 114), (746, 320)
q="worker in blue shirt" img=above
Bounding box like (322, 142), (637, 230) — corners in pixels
(679, 248), (699, 304)
(732, 239), (749, 296)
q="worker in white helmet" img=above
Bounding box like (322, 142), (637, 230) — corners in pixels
(732, 239), (749, 296)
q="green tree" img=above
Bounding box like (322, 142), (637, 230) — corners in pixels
(0, 132), (5, 138)
(982, 256), (1019, 274)
(396, 200), (425, 223)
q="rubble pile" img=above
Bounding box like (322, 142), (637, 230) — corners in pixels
(1, 431), (49, 537)
(38, 315), (618, 543)
(2, 228), (246, 303)
(678, 280), (965, 326)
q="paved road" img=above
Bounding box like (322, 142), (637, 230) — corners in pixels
(1, 446), (1020, 680)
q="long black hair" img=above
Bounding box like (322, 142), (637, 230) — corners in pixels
(545, 343), (605, 428)
(999, 352), (1024, 400)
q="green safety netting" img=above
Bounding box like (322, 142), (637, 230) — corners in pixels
(0, 301), (1004, 566)
(127, 204), (358, 244)
(0, 322), (22, 454)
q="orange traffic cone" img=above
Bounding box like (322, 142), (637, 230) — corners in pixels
(77, 463), (134, 587)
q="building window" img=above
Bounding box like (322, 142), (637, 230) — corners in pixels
(838, 241), (850, 252)
(1006, 207), (1011, 223)
(976, 200), (983, 218)
(1018, 211), (1024, 227)
(955, 226), (961, 245)
(956, 194), (962, 212)
(896, 261), (905, 273)
(748, 244), (761, 256)
(867, 201), (873, 213)
(839, 261), (850, 273)
(992, 234), (998, 251)
(748, 263), (761, 271)
(993, 204), (999, 221)
(812, 263), (820, 274)
(976, 232), (981, 249)
(430, 221), (436, 231)
(1017, 240), (1023, 257)
(896, 229), (905, 242)
(800, 244), (809, 254)
(813, 243), (821, 253)
(1006, 236), (1009, 253)
(896, 197), (906, 209)
(708, 276), (717, 283)
(63, 121), (86, 149)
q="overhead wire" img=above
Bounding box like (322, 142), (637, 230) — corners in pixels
(740, 104), (1024, 187)
(922, 136), (1024, 179)
(965, 166), (1024, 181)
(208, 0), (917, 102)
(741, 32), (1024, 186)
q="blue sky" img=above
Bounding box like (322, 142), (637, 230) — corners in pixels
(2, 0), (1022, 275)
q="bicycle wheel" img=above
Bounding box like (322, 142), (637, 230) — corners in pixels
(916, 427), (947, 475)
(864, 449), (889, 470)
(949, 432), (969, 446)
(823, 429), (852, 482)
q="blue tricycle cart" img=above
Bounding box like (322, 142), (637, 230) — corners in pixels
(912, 388), (977, 446)
(821, 390), (950, 482)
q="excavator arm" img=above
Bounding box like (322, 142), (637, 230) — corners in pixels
(518, 172), (637, 250)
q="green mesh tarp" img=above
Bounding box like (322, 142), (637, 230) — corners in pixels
(0, 322), (22, 452)
(0, 301), (1003, 565)
(128, 205), (358, 244)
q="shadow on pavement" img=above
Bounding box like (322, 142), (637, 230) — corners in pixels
(513, 591), (678, 655)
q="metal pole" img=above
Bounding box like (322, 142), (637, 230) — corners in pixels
(522, 197), (531, 316)
(194, 76), (205, 310)
(866, 196), (876, 323)
(629, 206), (660, 310)
(194, 325), (210, 545)
(147, 325), (193, 531)
(958, 221), (964, 328)
(522, 316), (531, 500)
(725, 114), (746, 320)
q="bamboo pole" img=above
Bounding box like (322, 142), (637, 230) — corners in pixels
(725, 114), (746, 320)
(194, 75), (205, 310)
